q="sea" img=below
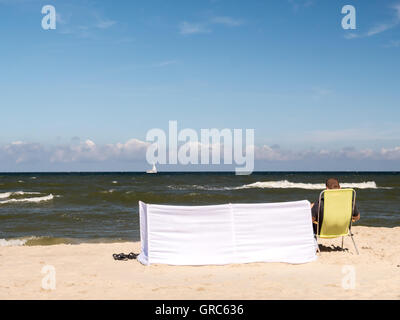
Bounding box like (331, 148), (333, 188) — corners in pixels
(0, 172), (399, 247)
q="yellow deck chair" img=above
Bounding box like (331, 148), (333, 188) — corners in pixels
(316, 188), (359, 254)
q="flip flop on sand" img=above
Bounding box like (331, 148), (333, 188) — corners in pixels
(113, 253), (138, 261)
(128, 252), (138, 259)
(113, 253), (127, 261)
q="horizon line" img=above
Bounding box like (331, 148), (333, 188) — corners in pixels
(0, 171), (399, 174)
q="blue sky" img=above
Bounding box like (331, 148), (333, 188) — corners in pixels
(0, 0), (399, 171)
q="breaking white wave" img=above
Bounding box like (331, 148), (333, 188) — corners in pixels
(0, 192), (12, 199)
(234, 180), (380, 190)
(168, 185), (224, 191)
(13, 191), (41, 196)
(101, 189), (115, 194)
(0, 236), (40, 247)
(0, 238), (29, 247)
(0, 191), (41, 199)
(170, 180), (390, 191)
(0, 194), (54, 204)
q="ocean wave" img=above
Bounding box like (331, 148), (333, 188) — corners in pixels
(0, 191), (42, 199)
(168, 185), (223, 191)
(0, 238), (30, 247)
(0, 236), (128, 247)
(0, 236), (67, 247)
(0, 194), (54, 204)
(14, 191), (41, 196)
(101, 189), (116, 194)
(0, 192), (12, 199)
(233, 180), (380, 190)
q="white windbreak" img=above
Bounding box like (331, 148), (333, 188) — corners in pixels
(138, 200), (317, 265)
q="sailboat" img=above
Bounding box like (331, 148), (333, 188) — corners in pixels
(146, 163), (157, 174)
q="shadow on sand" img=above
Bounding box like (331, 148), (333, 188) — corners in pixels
(318, 244), (349, 253)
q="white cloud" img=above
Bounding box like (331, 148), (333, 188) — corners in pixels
(1, 141), (46, 164)
(56, 13), (67, 25)
(179, 21), (211, 35)
(367, 23), (393, 37)
(55, 8), (117, 38)
(1, 140), (400, 168)
(11, 141), (24, 145)
(211, 16), (244, 27)
(380, 146), (400, 160)
(254, 145), (400, 162)
(85, 139), (96, 148)
(344, 33), (359, 39)
(346, 2), (400, 39)
(49, 138), (149, 163)
(255, 145), (295, 161)
(288, 0), (314, 12)
(179, 16), (243, 35)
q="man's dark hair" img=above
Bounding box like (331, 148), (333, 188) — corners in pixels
(326, 178), (340, 189)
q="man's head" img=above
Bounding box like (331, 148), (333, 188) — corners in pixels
(326, 178), (340, 189)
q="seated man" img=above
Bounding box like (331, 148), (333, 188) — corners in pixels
(310, 178), (360, 235)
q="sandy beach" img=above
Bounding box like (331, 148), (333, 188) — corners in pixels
(0, 226), (399, 300)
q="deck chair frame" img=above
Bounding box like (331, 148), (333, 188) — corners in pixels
(316, 189), (359, 255)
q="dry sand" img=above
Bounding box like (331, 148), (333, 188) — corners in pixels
(0, 226), (399, 300)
